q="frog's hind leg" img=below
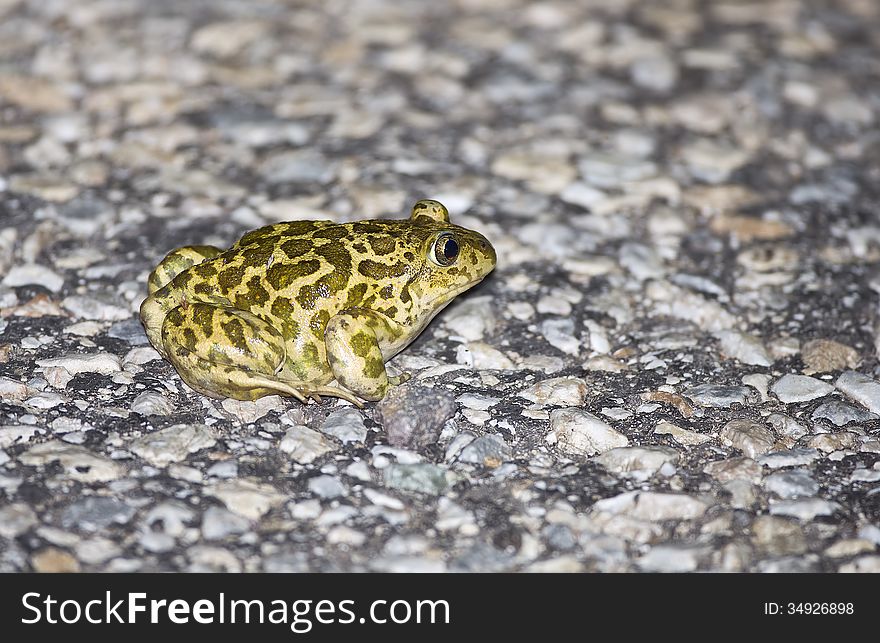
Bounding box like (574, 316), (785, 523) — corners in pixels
(148, 245), (223, 294)
(159, 302), (364, 406)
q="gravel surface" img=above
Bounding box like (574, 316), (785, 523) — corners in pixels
(2, 0), (880, 573)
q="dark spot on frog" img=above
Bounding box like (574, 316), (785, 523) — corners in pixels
(344, 282), (367, 309)
(350, 331), (375, 358)
(367, 236), (396, 255)
(245, 274), (271, 306)
(379, 284), (393, 299)
(265, 259), (321, 291)
(280, 238), (314, 258)
(191, 304), (216, 337)
(357, 259), (408, 280)
(220, 317), (247, 351)
(364, 355), (384, 379)
(217, 264), (246, 292)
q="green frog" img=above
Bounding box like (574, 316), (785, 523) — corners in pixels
(140, 200), (496, 406)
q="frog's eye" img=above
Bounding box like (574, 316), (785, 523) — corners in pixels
(431, 233), (459, 266)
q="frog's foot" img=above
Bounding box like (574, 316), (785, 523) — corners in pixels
(148, 245), (223, 294)
(325, 309), (407, 402)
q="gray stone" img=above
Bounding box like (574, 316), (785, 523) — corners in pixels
(107, 318), (150, 344)
(758, 448), (821, 469)
(715, 330), (772, 366)
(201, 506), (251, 540)
(279, 425), (335, 464)
(812, 401), (879, 426)
(770, 498), (840, 520)
(835, 371), (880, 414)
(320, 409), (367, 444)
(60, 497), (136, 531)
(383, 463), (452, 495)
(130, 390), (174, 416)
(548, 408), (629, 456)
(307, 475), (347, 499)
(129, 424), (216, 466)
(719, 419), (776, 458)
(683, 384), (758, 408)
(375, 384), (456, 448)
(457, 434), (512, 465)
(593, 446), (679, 477)
(771, 374), (835, 403)
(763, 470), (819, 499)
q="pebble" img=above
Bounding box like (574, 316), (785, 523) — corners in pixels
(207, 479), (285, 521)
(547, 408), (629, 457)
(517, 377), (588, 407)
(62, 294), (131, 321)
(375, 384), (456, 449)
(766, 414), (809, 439)
(683, 384), (757, 408)
(801, 339), (860, 375)
(307, 475), (348, 499)
(60, 496), (136, 531)
(763, 470), (819, 499)
(31, 548), (81, 573)
(704, 456), (763, 483)
(220, 396), (285, 423)
(757, 448), (821, 469)
(653, 420), (711, 447)
(835, 371), (880, 414)
(771, 374), (835, 403)
(2, 264), (64, 292)
(383, 463), (452, 495)
(130, 390), (174, 416)
(457, 434), (511, 467)
(320, 408), (368, 444)
(769, 498), (840, 521)
(279, 425), (335, 464)
(0, 503), (38, 538)
(807, 432), (858, 453)
(108, 318), (150, 344)
(591, 491), (709, 521)
(719, 419), (776, 458)
(715, 330), (772, 366)
(593, 446), (679, 478)
(36, 353), (122, 379)
(442, 296), (495, 341)
(19, 441), (123, 482)
(539, 318), (581, 355)
(811, 401), (878, 427)
(637, 545), (705, 573)
(751, 516), (807, 556)
(129, 424), (216, 466)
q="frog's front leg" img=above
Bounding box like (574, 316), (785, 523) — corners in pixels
(160, 302), (309, 402)
(324, 308), (409, 401)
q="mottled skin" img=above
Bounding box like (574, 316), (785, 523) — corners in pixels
(140, 200), (496, 406)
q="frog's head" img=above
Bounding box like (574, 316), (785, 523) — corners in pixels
(404, 199), (496, 318)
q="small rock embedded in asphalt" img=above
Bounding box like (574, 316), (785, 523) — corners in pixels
(279, 425), (335, 464)
(719, 419), (776, 458)
(771, 374), (835, 403)
(683, 384), (758, 408)
(129, 424), (216, 466)
(457, 433), (511, 466)
(548, 408), (629, 456)
(320, 408), (368, 444)
(374, 384), (456, 448)
(835, 371), (880, 414)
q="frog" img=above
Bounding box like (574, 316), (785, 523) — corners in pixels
(139, 199), (496, 406)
